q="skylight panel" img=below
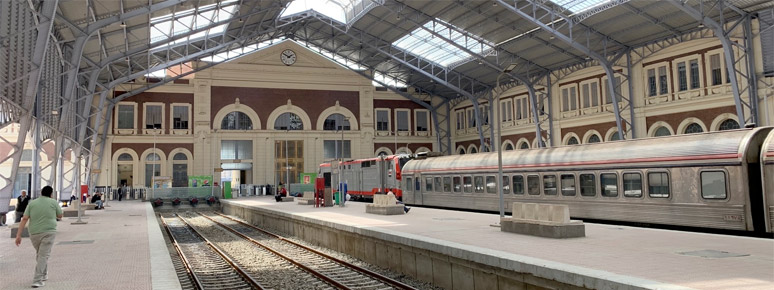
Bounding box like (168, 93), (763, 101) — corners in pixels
(281, 0), (366, 23)
(150, 0), (238, 46)
(551, 0), (616, 14)
(393, 20), (493, 67)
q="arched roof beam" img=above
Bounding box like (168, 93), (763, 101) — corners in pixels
(667, 0), (758, 126)
(496, 0), (634, 140)
(307, 12), (489, 147)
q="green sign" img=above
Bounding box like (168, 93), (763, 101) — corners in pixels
(300, 173), (317, 184)
(188, 175), (213, 187)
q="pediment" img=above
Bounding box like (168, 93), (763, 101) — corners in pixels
(232, 40), (342, 70)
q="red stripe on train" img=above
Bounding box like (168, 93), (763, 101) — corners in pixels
(403, 153), (741, 174)
(345, 189), (403, 197)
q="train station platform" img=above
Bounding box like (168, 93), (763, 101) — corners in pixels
(0, 200), (180, 290)
(222, 196), (774, 290)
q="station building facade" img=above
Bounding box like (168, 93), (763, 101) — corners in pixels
(93, 33), (773, 190)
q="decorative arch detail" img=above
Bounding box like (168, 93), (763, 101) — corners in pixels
(374, 147), (393, 156)
(501, 140), (515, 151)
(315, 104), (359, 131)
(676, 117), (707, 134)
(415, 146), (431, 153)
(112, 148), (140, 187)
(516, 138), (531, 149)
(456, 145), (467, 155)
(267, 100), (312, 131)
(213, 103), (262, 130)
(647, 121), (675, 137)
(582, 130), (603, 144)
(562, 132), (581, 145)
(709, 113), (740, 131)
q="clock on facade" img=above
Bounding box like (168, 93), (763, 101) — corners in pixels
(280, 49), (296, 66)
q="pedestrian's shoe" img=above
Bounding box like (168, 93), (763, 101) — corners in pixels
(31, 281), (44, 288)
(42, 274), (47, 281)
(405, 207), (410, 213)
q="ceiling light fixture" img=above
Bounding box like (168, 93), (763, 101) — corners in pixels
(396, 14), (401, 20)
(119, 21), (126, 27)
(493, 1), (497, 6)
(698, 23), (704, 28)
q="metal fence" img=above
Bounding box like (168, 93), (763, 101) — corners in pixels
(150, 187), (216, 200)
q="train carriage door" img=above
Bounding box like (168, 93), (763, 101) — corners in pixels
(414, 174), (423, 205)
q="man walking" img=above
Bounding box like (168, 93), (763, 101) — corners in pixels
(15, 190), (31, 223)
(15, 186), (63, 288)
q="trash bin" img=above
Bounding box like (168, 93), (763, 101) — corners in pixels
(334, 192), (340, 205)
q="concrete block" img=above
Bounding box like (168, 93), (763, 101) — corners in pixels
(432, 257), (453, 290)
(524, 203), (538, 220)
(550, 204), (570, 223)
(387, 244), (401, 271)
(501, 219), (585, 239)
(280, 197), (294, 202)
(297, 199), (314, 205)
(511, 202), (525, 219)
(416, 253), (433, 284)
(537, 204), (551, 222)
(452, 263), (475, 290)
(366, 204), (405, 215)
(62, 208), (85, 217)
(474, 269), (499, 290)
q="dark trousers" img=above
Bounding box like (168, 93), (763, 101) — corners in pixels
(118, 193), (123, 201)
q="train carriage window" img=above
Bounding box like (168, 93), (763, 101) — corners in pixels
(425, 177), (433, 192)
(434, 177), (442, 192)
(561, 174), (576, 196)
(405, 178), (413, 192)
(502, 176), (510, 194)
(701, 171), (727, 199)
(415, 178), (420, 191)
(527, 175), (540, 195)
(623, 172), (643, 197)
(580, 174), (596, 196)
(443, 177), (452, 192)
(486, 176), (497, 194)
(601, 173), (618, 197)
(648, 172), (670, 198)
(453, 177), (462, 193)
(463, 176), (473, 193)
(474, 176), (485, 193)
(512, 175), (524, 195)
(543, 175), (557, 195)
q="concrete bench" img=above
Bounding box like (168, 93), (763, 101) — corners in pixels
(297, 192), (315, 205)
(279, 196), (294, 202)
(366, 193), (404, 215)
(500, 202), (585, 238)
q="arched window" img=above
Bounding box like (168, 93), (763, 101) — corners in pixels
(221, 112), (252, 130)
(718, 119), (740, 131)
(610, 131), (621, 141)
(470, 147), (478, 154)
(146, 153), (161, 161)
(145, 153), (161, 187)
(654, 126), (671, 137)
(567, 136), (579, 145)
(173, 153), (187, 160)
(504, 143), (514, 151)
(323, 113), (350, 131)
(377, 151), (389, 156)
(118, 153), (133, 161)
(519, 142), (529, 149)
(587, 135), (601, 143)
(458, 148), (466, 155)
(274, 112), (303, 130)
(684, 123), (703, 134)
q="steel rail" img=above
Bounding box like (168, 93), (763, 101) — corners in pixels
(207, 212), (417, 290)
(168, 214), (266, 290)
(159, 214), (205, 290)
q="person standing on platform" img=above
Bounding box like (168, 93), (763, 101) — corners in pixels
(118, 184), (125, 201)
(15, 186), (63, 288)
(15, 190), (31, 223)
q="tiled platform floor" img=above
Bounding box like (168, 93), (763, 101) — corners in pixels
(227, 196), (774, 290)
(0, 200), (180, 290)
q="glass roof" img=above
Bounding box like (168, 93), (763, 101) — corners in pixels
(150, 0), (239, 45)
(281, 0), (366, 23)
(393, 19), (493, 67)
(552, 0), (619, 14)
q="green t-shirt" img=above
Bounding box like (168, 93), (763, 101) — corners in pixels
(23, 197), (63, 235)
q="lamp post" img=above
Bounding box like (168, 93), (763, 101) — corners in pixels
(340, 117), (350, 207)
(285, 129), (290, 195)
(72, 155), (87, 225)
(496, 64), (518, 221)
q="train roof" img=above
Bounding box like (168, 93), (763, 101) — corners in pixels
(404, 128), (772, 173)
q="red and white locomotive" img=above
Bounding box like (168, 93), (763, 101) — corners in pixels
(318, 154), (413, 200)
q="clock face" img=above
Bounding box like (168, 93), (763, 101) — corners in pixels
(280, 49), (296, 66)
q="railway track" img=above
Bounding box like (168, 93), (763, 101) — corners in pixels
(160, 214), (264, 290)
(183, 211), (416, 290)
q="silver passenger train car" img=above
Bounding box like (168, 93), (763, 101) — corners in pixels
(762, 132), (774, 232)
(402, 127), (774, 233)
